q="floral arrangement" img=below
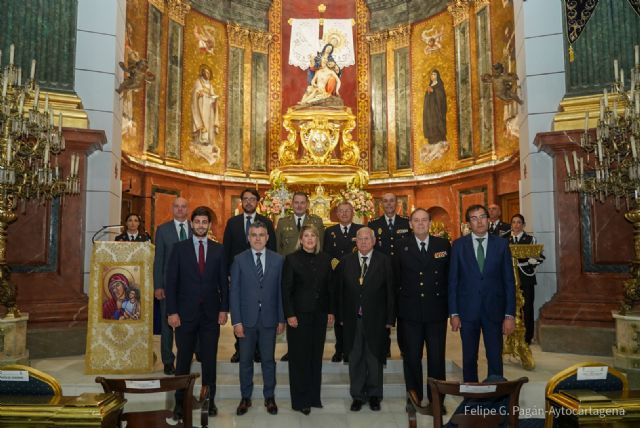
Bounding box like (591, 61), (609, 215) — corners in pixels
(258, 178), (293, 217)
(338, 185), (375, 218)
(430, 220), (451, 241)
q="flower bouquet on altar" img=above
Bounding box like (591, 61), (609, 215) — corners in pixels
(258, 178), (293, 219)
(339, 185), (375, 220)
(429, 220), (451, 241)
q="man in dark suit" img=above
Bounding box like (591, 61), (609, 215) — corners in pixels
(394, 208), (450, 413)
(336, 227), (395, 412)
(223, 188), (277, 363)
(323, 201), (363, 362)
(230, 221), (285, 416)
(153, 197), (191, 375)
(488, 203), (511, 237)
(449, 204), (516, 382)
(165, 206), (228, 419)
(368, 192), (411, 357)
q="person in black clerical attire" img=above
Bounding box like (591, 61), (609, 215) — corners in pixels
(223, 188), (277, 363)
(368, 192), (411, 357)
(115, 213), (151, 242)
(323, 200), (363, 362)
(282, 224), (334, 415)
(394, 208), (450, 414)
(509, 214), (544, 345)
(487, 204), (511, 237)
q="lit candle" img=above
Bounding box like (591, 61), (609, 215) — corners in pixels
(30, 59), (36, 80)
(9, 44), (14, 65)
(614, 59), (619, 80)
(636, 45), (640, 67)
(564, 152), (571, 175)
(632, 136), (638, 159)
(584, 111), (589, 130)
(572, 151), (579, 172)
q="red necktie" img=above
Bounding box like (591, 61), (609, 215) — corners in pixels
(198, 240), (205, 274)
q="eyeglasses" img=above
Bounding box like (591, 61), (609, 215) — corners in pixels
(242, 197), (257, 202)
(469, 214), (488, 222)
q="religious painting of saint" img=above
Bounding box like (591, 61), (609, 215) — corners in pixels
(420, 69), (450, 163)
(193, 24), (216, 55)
(190, 64), (221, 165)
(101, 267), (142, 321)
(421, 26), (443, 55)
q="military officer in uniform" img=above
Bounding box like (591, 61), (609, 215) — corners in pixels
(394, 208), (450, 413)
(276, 191), (325, 361)
(323, 200), (363, 362)
(488, 204), (511, 237)
(368, 192), (411, 357)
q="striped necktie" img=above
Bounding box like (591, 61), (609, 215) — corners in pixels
(255, 252), (264, 283)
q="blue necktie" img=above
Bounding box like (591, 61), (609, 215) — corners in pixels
(256, 252), (264, 283)
(245, 216), (251, 240)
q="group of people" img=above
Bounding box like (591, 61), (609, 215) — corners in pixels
(120, 190), (542, 420)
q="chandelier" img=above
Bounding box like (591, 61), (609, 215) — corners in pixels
(0, 44), (80, 318)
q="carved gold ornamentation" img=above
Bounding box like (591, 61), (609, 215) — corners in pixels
(147, 0), (165, 12)
(268, 0), (283, 169)
(250, 30), (273, 54)
(388, 24), (410, 49)
(227, 23), (250, 48)
(299, 119), (341, 164)
(474, 0), (491, 10)
(447, 0), (470, 26)
(355, 0), (370, 171)
(365, 31), (388, 55)
(167, 0), (191, 25)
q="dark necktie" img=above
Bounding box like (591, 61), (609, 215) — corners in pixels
(360, 256), (368, 279)
(256, 252), (264, 282)
(420, 241), (427, 256)
(129, 235), (135, 241)
(179, 223), (187, 241)
(297, 217), (302, 231)
(388, 218), (393, 231)
(343, 226), (348, 238)
(198, 240), (205, 274)
(245, 216), (251, 239)
(476, 237), (485, 272)
(489, 222), (496, 234)
(512, 236), (518, 244)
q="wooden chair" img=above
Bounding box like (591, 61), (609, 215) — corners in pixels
(407, 376), (528, 428)
(544, 362), (627, 428)
(95, 373), (207, 428)
(0, 364), (62, 397)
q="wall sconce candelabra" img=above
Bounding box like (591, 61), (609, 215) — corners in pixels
(0, 44), (80, 318)
(564, 45), (640, 313)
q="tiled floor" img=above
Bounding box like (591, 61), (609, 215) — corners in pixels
(32, 326), (613, 427)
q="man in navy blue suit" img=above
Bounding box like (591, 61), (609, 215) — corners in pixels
(166, 206), (229, 419)
(230, 221), (285, 416)
(448, 204), (515, 382)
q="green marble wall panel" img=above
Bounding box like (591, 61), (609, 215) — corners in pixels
(227, 47), (244, 170)
(144, 5), (162, 153)
(165, 21), (183, 159)
(0, 0), (77, 91)
(565, 1), (640, 95)
(370, 52), (388, 172)
(250, 52), (268, 172)
(394, 47), (411, 169)
(476, 6), (494, 154)
(455, 20), (473, 159)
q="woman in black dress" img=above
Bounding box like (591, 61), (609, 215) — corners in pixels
(510, 214), (544, 344)
(115, 213), (151, 242)
(282, 224), (334, 415)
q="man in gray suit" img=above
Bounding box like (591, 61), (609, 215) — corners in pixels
(153, 197), (191, 375)
(230, 221), (285, 416)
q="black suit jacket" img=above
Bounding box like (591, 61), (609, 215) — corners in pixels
(323, 223), (363, 261)
(222, 213), (277, 268)
(393, 235), (450, 322)
(367, 215), (411, 257)
(336, 250), (395, 363)
(282, 250), (334, 317)
(115, 232), (151, 242)
(165, 238), (229, 323)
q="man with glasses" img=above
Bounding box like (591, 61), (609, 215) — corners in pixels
(223, 188), (277, 362)
(448, 204), (515, 382)
(323, 201), (363, 362)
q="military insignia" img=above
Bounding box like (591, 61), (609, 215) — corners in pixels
(404, 246), (409, 251)
(331, 258), (340, 270)
(434, 251), (448, 258)
(331, 232), (336, 238)
(397, 229), (409, 234)
(377, 227), (383, 235)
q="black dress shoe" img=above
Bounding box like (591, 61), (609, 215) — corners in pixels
(163, 364), (175, 375)
(208, 400), (218, 416)
(369, 396), (381, 411)
(331, 352), (342, 362)
(281, 352), (289, 362)
(350, 399), (363, 411)
(173, 402), (183, 420)
(236, 398), (252, 415)
(230, 352), (240, 363)
(300, 407), (311, 415)
(265, 397), (278, 415)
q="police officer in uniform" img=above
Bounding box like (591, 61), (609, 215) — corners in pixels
(394, 208), (450, 413)
(323, 200), (363, 362)
(276, 191), (325, 361)
(367, 193), (411, 357)
(488, 204), (511, 237)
